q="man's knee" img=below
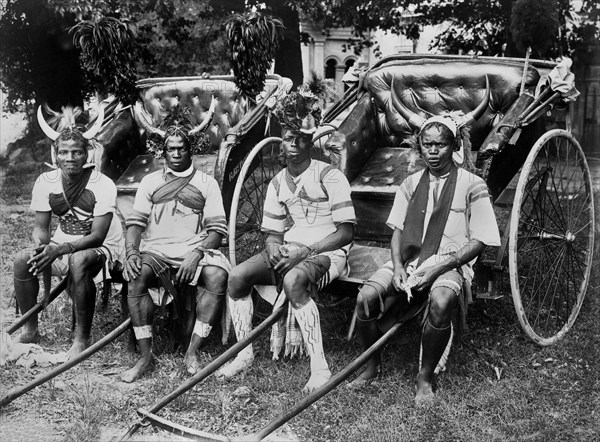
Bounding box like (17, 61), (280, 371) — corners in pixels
(282, 270), (310, 306)
(126, 265), (155, 298)
(201, 266), (228, 293)
(68, 249), (101, 278)
(428, 287), (458, 326)
(14, 250), (33, 279)
(227, 266), (252, 299)
(356, 284), (382, 319)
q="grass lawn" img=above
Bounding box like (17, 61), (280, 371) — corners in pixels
(0, 154), (598, 442)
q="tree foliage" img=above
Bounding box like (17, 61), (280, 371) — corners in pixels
(510, 0), (559, 55)
(293, 0), (598, 59)
(0, 0), (83, 112)
(0, 0), (233, 110)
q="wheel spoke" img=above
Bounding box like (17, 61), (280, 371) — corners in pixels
(510, 130), (593, 343)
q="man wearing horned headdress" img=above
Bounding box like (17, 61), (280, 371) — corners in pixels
(13, 105), (124, 359)
(121, 102), (230, 382)
(217, 89), (356, 393)
(349, 79), (501, 404)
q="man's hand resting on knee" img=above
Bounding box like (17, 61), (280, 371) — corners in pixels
(175, 250), (202, 285)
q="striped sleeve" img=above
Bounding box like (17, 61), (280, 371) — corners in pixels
(322, 168), (356, 225)
(386, 173), (417, 231)
(126, 176), (153, 228)
(466, 178), (501, 246)
(261, 177), (287, 234)
(202, 178), (228, 237)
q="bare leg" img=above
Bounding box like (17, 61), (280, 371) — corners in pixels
(66, 250), (104, 359)
(13, 250), (41, 343)
(415, 287), (456, 405)
(348, 284), (384, 388)
(120, 265), (156, 382)
(184, 266), (227, 375)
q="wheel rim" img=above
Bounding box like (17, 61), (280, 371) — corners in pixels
(229, 138), (284, 266)
(509, 129), (595, 345)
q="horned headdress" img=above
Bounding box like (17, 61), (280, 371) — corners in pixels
(391, 75), (491, 165)
(37, 104), (105, 168)
(133, 97), (217, 158)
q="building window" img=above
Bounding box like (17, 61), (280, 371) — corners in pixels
(344, 58), (355, 73)
(344, 59), (355, 91)
(325, 59), (337, 79)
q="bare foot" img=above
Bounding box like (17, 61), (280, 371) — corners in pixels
(66, 339), (90, 360)
(120, 356), (155, 383)
(184, 352), (202, 375)
(347, 365), (380, 389)
(303, 368), (331, 393)
(15, 330), (41, 344)
(414, 375), (435, 406)
(216, 356), (253, 380)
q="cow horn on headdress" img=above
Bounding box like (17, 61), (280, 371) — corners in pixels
(391, 75), (491, 131)
(457, 75), (490, 128)
(81, 105), (105, 139)
(134, 98), (217, 158)
(37, 106), (61, 141)
(389, 79), (428, 130)
(37, 104), (106, 168)
(189, 96), (218, 135)
(133, 102), (167, 138)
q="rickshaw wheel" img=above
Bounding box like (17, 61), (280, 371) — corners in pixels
(509, 129), (595, 345)
(228, 137), (283, 266)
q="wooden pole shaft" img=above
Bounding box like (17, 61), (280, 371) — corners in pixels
(0, 318), (131, 408)
(7, 277), (69, 335)
(252, 321), (404, 441)
(121, 305), (286, 441)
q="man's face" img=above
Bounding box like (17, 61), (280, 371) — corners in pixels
(419, 126), (456, 176)
(56, 139), (87, 177)
(165, 135), (192, 172)
(281, 129), (312, 164)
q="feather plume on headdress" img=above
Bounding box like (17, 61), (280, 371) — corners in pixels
(137, 102), (215, 158)
(273, 87), (322, 134)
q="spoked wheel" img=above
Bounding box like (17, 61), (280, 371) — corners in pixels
(509, 129), (595, 345)
(229, 137), (283, 266)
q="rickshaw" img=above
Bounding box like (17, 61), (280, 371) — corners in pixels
(4, 55), (594, 441)
(124, 54), (594, 440)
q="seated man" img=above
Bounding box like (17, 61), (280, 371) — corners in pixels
(14, 105), (124, 359)
(121, 106), (230, 382)
(217, 89), (356, 392)
(350, 110), (500, 404)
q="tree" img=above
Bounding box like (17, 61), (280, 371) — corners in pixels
(0, 0), (233, 110)
(292, 0), (598, 59)
(0, 0), (84, 112)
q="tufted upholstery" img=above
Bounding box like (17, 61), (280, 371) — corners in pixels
(336, 58), (551, 182)
(325, 56), (556, 241)
(136, 76), (283, 151)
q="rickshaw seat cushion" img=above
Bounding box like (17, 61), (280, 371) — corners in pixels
(138, 79), (249, 151)
(336, 59), (541, 182)
(365, 60), (540, 148)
